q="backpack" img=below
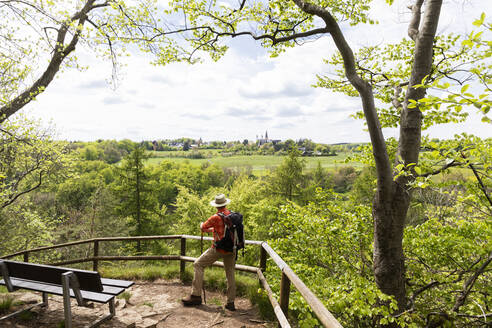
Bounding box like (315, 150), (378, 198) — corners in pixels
(215, 211), (245, 258)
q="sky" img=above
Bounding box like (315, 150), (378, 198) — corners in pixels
(21, 0), (492, 144)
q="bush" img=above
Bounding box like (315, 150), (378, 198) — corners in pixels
(0, 296), (14, 314)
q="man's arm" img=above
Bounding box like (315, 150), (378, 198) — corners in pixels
(200, 215), (218, 233)
(200, 222), (213, 233)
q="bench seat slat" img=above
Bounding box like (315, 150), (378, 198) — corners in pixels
(101, 285), (125, 296)
(101, 278), (135, 288)
(0, 278), (113, 304)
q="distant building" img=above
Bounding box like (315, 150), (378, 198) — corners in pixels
(168, 142), (183, 148)
(257, 130), (271, 146)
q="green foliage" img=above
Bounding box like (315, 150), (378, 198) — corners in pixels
(266, 184), (491, 327)
(228, 175), (284, 247)
(330, 166), (358, 193)
(350, 166), (377, 204)
(404, 218), (491, 327)
(268, 147), (306, 200)
(0, 114), (69, 209)
(313, 161), (334, 189)
(171, 186), (213, 238)
(72, 140), (130, 164)
(149, 160), (225, 205)
(113, 145), (161, 243)
(0, 115), (68, 254)
(269, 189), (404, 327)
(165, 0), (377, 61)
(0, 200), (57, 255)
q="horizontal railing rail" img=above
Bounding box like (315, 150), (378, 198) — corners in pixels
(1, 235), (342, 328)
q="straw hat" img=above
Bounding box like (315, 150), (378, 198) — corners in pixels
(209, 194), (231, 207)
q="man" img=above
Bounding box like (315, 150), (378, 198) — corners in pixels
(181, 194), (236, 311)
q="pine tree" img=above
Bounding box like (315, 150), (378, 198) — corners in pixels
(269, 146), (306, 200)
(113, 145), (156, 252)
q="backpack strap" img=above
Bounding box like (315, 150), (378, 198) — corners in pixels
(218, 211), (234, 238)
(233, 229), (239, 261)
(216, 212), (226, 241)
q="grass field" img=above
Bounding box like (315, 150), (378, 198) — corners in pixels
(146, 152), (362, 174)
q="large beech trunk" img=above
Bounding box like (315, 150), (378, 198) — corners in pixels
(373, 180), (411, 309)
(374, 0), (443, 310)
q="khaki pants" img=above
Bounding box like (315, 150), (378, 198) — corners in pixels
(191, 247), (236, 303)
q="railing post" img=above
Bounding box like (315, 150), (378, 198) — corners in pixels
(260, 245), (267, 272)
(180, 237), (186, 281)
(279, 271), (291, 324)
(23, 252), (29, 263)
(93, 240), (99, 272)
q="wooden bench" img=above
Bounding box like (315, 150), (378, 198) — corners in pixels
(0, 260), (134, 328)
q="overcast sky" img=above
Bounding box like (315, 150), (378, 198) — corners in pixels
(22, 0), (491, 144)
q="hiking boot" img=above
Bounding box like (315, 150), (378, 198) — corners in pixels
(182, 295), (202, 306)
(225, 302), (236, 311)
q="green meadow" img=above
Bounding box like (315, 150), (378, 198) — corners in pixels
(146, 151), (362, 174)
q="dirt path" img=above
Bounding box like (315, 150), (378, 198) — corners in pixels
(1, 279), (274, 328)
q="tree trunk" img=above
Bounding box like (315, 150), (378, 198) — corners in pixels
(373, 183), (409, 309)
(374, 0), (443, 311)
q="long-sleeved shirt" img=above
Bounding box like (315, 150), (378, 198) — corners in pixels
(201, 207), (231, 254)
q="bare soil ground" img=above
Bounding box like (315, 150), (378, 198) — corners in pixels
(1, 279), (274, 328)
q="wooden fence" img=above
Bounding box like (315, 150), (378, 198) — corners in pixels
(1, 235), (342, 328)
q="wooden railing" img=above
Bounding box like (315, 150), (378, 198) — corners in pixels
(1, 235), (342, 328)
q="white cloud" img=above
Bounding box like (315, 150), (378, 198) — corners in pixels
(20, 0), (492, 144)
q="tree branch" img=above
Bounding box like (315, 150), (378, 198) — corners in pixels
(408, 280), (442, 309)
(0, 0), (107, 123)
(408, 0), (424, 41)
(398, 0), (443, 171)
(392, 85), (403, 109)
(0, 127), (33, 145)
(1, 170), (43, 209)
(461, 152), (492, 209)
(452, 252), (492, 312)
(418, 159), (463, 177)
(292, 0), (393, 195)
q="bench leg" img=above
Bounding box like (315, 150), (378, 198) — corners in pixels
(42, 292), (49, 307)
(0, 301), (47, 321)
(84, 298), (115, 328)
(62, 273), (73, 328)
(0, 292), (50, 322)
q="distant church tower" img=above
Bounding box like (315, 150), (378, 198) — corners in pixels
(265, 130), (269, 140)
